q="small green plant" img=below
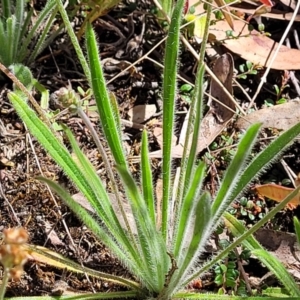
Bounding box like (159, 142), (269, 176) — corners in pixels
(0, 0), (59, 68)
(183, 8), (207, 43)
(4, 0), (300, 299)
(264, 98), (275, 107)
(231, 194), (266, 221)
(210, 133), (236, 166)
(256, 22), (271, 37)
(214, 260), (239, 292)
(179, 83), (194, 103)
(237, 61), (258, 80)
(213, 241), (251, 295)
(273, 71), (289, 104)
(225, 30), (235, 38)
(258, 23), (265, 33)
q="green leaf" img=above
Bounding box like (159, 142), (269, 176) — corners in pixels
(245, 61), (252, 70)
(161, 0), (185, 240)
(239, 64), (245, 73)
(258, 23), (265, 32)
(277, 98), (287, 104)
(29, 178), (141, 291)
(225, 212), (300, 296)
(174, 192), (212, 287)
(174, 161), (206, 258)
(7, 92), (146, 286)
(220, 264), (227, 273)
(211, 123), (261, 224)
(141, 131), (155, 224)
(184, 184), (300, 286)
(225, 278), (236, 287)
(0, 0), (58, 66)
(214, 274), (223, 285)
(184, 14), (207, 42)
(249, 70), (258, 75)
(85, 22), (126, 168)
(62, 125), (136, 250)
(230, 121), (300, 202)
(6, 16), (15, 64)
(238, 74), (247, 80)
(180, 83), (193, 93)
(55, 0), (90, 78)
(173, 63), (206, 249)
(293, 217), (300, 247)
(273, 84), (280, 95)
(116, 164), (169, 291)
(9, 64), (33, 90)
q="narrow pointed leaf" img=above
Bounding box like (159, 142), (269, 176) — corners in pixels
(174, 161), (206, 258)
(63, 125), (139, 258)
(173, 192), (212, 289)
(224, 212), (263, 250)
(293, 217), (300, 247)
(85, 22), (126, 167)
(37, 177), (146, 284)
(26, 244), (139, 289)
(141, 130), (155, 224)
(230, 122), (300, 202)
(161, 0), (185, 241)
(116, 164), (169, 291)
(212, 123), (261, 221)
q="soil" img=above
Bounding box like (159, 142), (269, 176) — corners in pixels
(0, 0), (300, 298)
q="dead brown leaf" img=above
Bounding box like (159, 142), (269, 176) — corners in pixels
(231, 0), (300, 22)
(231, 5), (300, 22)
(236, 99), (300, 131)
(210, 20), (300, 70)
(208, 53), (235, 123)
(215, 0), (235, 30)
